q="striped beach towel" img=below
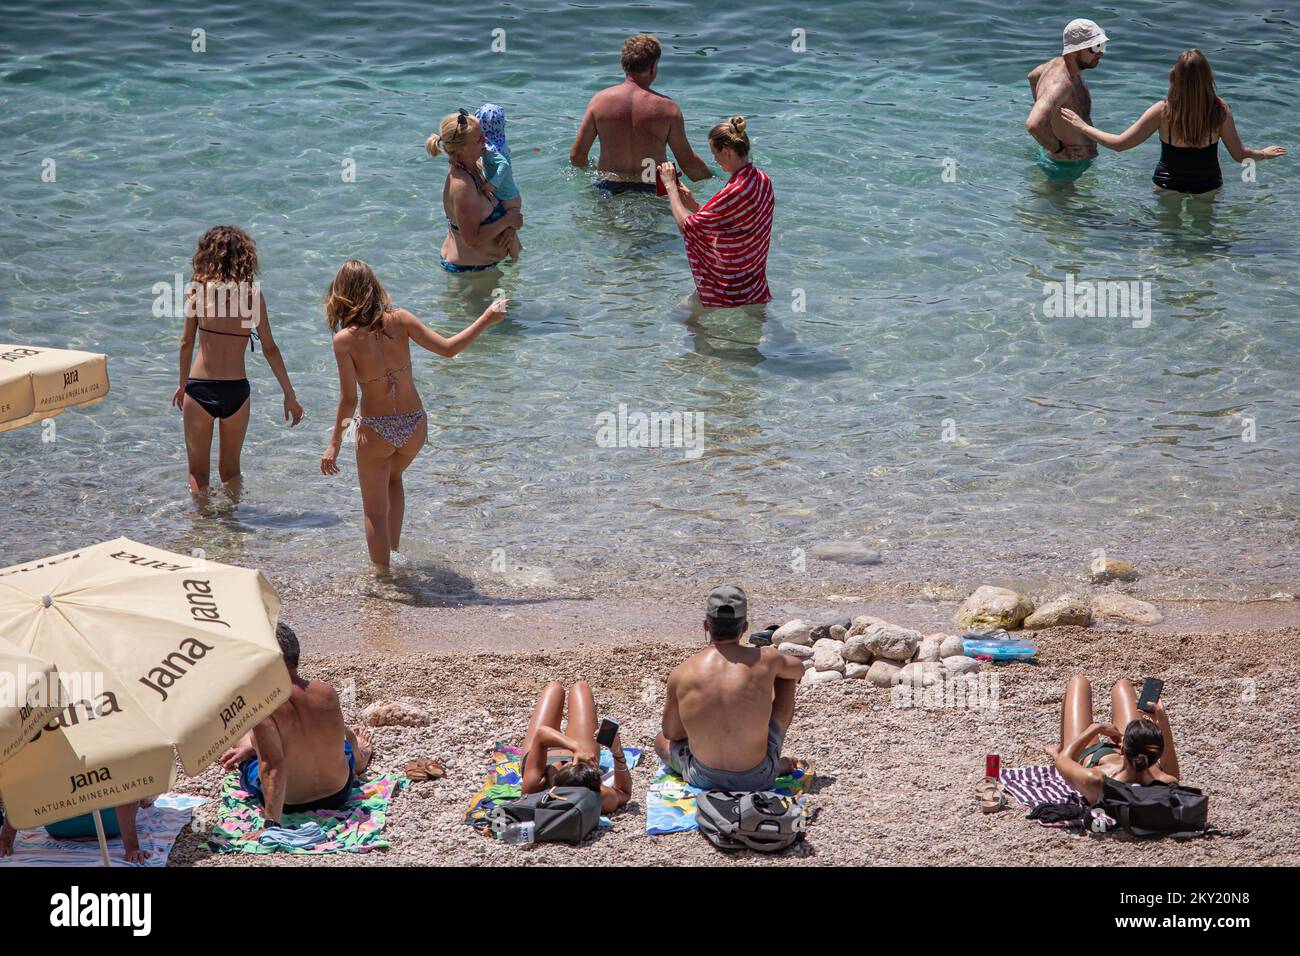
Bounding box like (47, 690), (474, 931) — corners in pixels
(1000, 765), (1086, 809)
(681, 163), (774, 307)
(0, 794), (205, 868)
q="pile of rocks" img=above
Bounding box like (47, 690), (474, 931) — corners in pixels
(775, 616), (981, 688)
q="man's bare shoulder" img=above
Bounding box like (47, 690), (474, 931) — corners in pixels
(303, 678), (340, 708)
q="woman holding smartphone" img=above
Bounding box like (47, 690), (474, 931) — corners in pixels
(519, 680), (632, 815)
(1043, 675), (1180, 804)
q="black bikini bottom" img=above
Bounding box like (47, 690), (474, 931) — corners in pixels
(185, 378), (250, 419)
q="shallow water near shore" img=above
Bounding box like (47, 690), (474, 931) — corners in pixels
(1, 1), (1298, 610)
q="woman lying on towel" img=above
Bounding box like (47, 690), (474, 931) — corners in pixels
(520, 680), (632, 815)
(1043, 675), (1181, 804)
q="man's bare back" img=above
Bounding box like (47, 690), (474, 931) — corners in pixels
(668, 644), (800, 770)
(1027, 57), (1097, 159)
(261, 678), (352, 803)
(571, 79), (711, 182)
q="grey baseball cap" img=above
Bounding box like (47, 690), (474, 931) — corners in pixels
(706, 583), (748, 620)
(1062, 18), (1109, 55)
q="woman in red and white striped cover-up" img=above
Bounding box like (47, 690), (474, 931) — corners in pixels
(660, 115), (774, 308)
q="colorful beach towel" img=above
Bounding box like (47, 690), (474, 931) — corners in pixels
(465, 742), (642, 836)
(0, 794), (205, 868)
(208, 772), (404, 855)
(646, 759), (814, 835)
(1000, 765), (1086, 810)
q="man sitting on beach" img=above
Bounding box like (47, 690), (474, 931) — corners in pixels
(570, 33), (712, 192)
(218, 623), (372, 826)
(1026, 18), (1109, 181)
(656, 584), (804, 791)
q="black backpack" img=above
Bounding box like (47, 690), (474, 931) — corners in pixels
(485, 787), (602, 844)
(1096, 777), (1208, 838)
(695, 790), (807, 852)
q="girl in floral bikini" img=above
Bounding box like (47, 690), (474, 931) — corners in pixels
(320, 259), (507, 570)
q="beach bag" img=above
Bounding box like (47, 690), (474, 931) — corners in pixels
(487, 787), (601, 844)
(695, 790), (807, 853)
(1095, 777), (1208, 837)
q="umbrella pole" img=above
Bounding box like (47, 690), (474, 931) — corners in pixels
(92, 809), (111, 867)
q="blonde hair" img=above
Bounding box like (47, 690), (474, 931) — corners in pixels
(425, 112), (480, 159)
(325, 259), (392, 334)
(708, 115), (750, 158)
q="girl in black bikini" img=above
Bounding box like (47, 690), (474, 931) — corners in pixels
(1059, 49), (1285, 195)
(1044, 674), (1181, 805)
(172, 226), (304, 496)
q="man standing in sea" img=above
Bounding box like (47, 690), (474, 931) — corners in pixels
(1026, 18), (1110, 181)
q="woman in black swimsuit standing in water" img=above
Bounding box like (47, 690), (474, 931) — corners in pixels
(1059, 49), (1285, 195)
(319, 259), (507, 571)
(172, 225), (304, 496)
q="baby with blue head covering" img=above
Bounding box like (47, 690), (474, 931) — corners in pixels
(474, 103), (522, 259)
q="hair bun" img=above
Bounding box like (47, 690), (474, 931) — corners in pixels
(425, 133), (442, 157)
(730, 115), (746, 134)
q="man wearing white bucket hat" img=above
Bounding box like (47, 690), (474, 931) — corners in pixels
(1026, 18), (1110, 181)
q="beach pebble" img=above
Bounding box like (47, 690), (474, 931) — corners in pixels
(954, 586), (1035, 630)
(802, 668), (844, 686)
(808, 541), (883, 565)
(362, 699), (431, 727)
(812, 641), (846, 673)
(829, 624), (848, 641)
(942, 656), (982, 676)
(939, 635), (965, 658)
(1089, 556), (1138, 583)
(845, 662), (871, 680)
(1091, 592), (1164, 626)
(1023, 595), (1093, 629)
(917, 637), (942, 662)
(778, 642), (814, 659)
(802, 659), (815, 670)
(894, 661), (944, 688)
(773, 619), (816, 646)
(866, 660), (901, 687)
(864, 623), (922, 662)
(842, 634), (872, 664)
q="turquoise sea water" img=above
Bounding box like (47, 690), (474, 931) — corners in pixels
(1, 0), (1297, 601)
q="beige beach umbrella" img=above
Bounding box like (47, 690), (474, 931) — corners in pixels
(0, 343), (109, 433)
(0, 537), (289, 836)
(0, 638), (61, 765)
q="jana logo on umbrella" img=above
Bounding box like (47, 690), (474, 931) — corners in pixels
(0, 538), (290, 834)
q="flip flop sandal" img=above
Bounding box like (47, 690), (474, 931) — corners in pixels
(976, 777), (1007, 814)
(404, 759), (446, 782)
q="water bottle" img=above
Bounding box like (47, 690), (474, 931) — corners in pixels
(500, 820), (535, 844)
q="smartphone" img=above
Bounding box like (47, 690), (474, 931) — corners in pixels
(596, 717), (619, 748)
(985, 754), (1000, 779)
(1137, 677), (1164, 713)
(655, 164), (681, 196)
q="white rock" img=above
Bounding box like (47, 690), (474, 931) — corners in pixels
(813, 637), (845, 653)
(802, 668), (845, 685)
(848, 614), (889, 636)
(809, 541), (883, 565)
(812, 642), (847, 673)
(845, 662), (871, 680)
(773, 619), (816, 646)
(778, 642), (813, 659)
(1024, 595), (1093, 629)
(939, 634), (966, 658)
(1091, 593), (1163, 626)
(864, 623), (922, 662)
(829, 624), (848, 641)
(842, 634), (873, 664)
(942, 655), (982, 676)
(866, 660), (901, 687)
(917, 637), (942, 662)
(894, 661), (944, 688)
(954, 585), (1035, 630)
(363, 698), (431, 727)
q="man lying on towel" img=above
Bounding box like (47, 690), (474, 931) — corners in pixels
(219, 623), (372, 829)
(655, 584), (804, 791)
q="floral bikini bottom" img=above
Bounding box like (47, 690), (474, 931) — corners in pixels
(358, 410), (426, 448)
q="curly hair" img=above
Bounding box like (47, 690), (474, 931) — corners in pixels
(620, 34), (661, 75)
(191, 225), (259, 284)
(325, 259), (392, 334)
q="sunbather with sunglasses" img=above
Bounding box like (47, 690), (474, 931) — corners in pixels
(519, 680), (632, 815)
(1044, 674), (1180, 804)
